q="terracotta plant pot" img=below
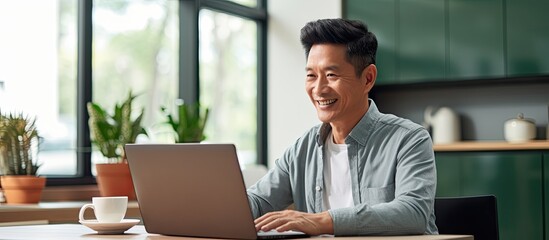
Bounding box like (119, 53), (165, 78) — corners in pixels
(0, 176), (46, 204)
(95, 163), (136, 200)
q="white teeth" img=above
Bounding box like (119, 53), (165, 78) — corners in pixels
(318, 99), (336, 106)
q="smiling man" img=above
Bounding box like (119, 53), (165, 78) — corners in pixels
(247, 18), (438, 236)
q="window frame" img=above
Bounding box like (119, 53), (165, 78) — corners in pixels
(48, 0), (267, 186)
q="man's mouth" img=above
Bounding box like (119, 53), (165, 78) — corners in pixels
(317, 99), (337, 106)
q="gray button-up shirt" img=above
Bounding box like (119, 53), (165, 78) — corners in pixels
(247, 100), (438, 236)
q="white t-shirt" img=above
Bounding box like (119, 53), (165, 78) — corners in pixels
(322, 133), (354, 210)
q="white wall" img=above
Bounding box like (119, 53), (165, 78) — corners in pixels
(267, 0), (342, 167)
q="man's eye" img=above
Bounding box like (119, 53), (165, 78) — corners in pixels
(307, 74), (316, 78)
(327, 73), (336, 77)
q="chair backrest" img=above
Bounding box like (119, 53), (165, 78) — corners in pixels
(435, 195), (499, 240)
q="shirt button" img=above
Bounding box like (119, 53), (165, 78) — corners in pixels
(315, 186), (322, 191)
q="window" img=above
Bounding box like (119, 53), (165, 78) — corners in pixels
(199, 9), (258, 166)
(227, 0), (257, 8)
(0, 0), (78, 176)
(91, 0), (179, 171)
(0, 0), (267, 185)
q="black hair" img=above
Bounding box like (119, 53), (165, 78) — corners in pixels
(300, 18), (377, 76)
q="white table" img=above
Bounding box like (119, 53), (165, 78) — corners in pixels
(0, 224), (473, 240)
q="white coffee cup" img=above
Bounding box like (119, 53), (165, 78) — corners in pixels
(79, 196), (128, 223)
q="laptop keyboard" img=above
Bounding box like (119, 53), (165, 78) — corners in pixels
(257, 230), (309, 239)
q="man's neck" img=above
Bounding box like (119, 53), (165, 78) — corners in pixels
(330, 124), (351, 144)
(329, 102), (370, 144)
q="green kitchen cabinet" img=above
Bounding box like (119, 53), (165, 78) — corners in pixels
(346, 0), (397, 85)
(447, 0), (505, 79)
(506, 0), (549, 77)
(544, 153), (549, 240)
(436, 152), (543, 240)
(434, 154), (460, 197)
(345, 0), (445, 84)
(460, 152), (543, 240)
(345, 0), (549, 85)
(398, 0), (446, 83)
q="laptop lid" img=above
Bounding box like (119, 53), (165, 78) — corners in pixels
(125, 143), (258, 239)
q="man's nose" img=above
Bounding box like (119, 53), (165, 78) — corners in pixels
(314, 75), (329, 93)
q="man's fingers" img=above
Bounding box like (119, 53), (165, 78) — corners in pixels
(255, 211), (281, 224)
(255, 212), (283, 231)
(274, 221), (295, 232)
(255, 211), (298, 232)
(254, 210), (333, 235)
(261, 217), (282, 231)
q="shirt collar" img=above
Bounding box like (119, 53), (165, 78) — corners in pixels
(316, 99), (380, 146)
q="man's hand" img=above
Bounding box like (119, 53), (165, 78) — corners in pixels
(254, 210), (334, 236)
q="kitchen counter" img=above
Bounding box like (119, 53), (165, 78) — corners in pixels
(433, 140), (549, 152)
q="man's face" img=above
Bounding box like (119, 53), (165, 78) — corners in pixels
(305, 44), (374, 125)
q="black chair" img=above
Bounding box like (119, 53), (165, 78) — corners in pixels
(435, 195), (499, 240)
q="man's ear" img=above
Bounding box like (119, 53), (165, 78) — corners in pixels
(361, 64), (377, 92)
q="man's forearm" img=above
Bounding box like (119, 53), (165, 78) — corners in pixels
(314, 211), (334, 235)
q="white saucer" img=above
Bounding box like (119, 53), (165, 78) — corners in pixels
(80, 219), (140, 234)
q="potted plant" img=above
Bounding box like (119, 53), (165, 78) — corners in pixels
(160, 100), (209, 143)
(0, 111), (46, 204)
(87, 91), (147, 199)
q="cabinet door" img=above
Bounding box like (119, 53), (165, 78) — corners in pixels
(543, 153), (549, 240)
(507, 0), (549, 76)
(447, 0), (504, 79)
(435, 153), (461, 197)
(345, 0), (397, 85)
(460, 152), (543, 240)
(398, 0), (445, 83)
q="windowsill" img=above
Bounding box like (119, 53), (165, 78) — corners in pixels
(0, 185), (140, 224)
(0, 201), (140, 224)
(0, 185), (100, 203)
(41, 185), (100, 201)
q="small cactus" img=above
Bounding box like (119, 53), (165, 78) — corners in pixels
(0, 111), (41, 175)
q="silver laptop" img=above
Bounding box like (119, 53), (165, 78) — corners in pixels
(125, 143), (307, 239)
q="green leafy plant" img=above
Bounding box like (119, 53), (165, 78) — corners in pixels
(0, 111), (41, 175)
(160, 100), (209, 143)
(87, 91), (148, 163)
